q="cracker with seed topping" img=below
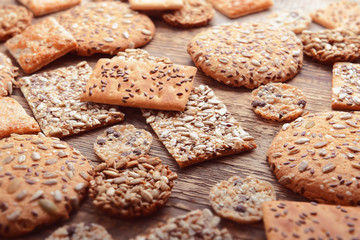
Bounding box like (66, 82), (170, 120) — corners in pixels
(207, 0), (273, 18)
(266, 10), (311, 34)
(0, 53), (18, 97)
(0, 4), (32, 41)
(18, 0), (81, 16)
(129, 0), (184, 10)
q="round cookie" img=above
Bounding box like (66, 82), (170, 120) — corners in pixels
(57, 2), (155, 56)
(209, 176), (276, 223)
(46, 222), (113, 240)
(0, 5), (33, 41)
(187, 22), (303, 89)
(266, 10), (311, 34)
(267, 112), (360, 206)
(0, 134), (93, 238)
(162, 0), (215, 28)
(94, 124), (153, 163)
(89, 156), (177, 218)
(251, 83), (307, 122)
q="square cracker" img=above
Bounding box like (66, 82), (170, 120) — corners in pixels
(5, 17), (77, 74)
(0, 53), (17, 97)
(142, 85), (256, 168)
(18, 0), (81, 16)
(19, 61), (125, 138)
(0, 97), (40, 138)
(129, 0), (183, 10)
(208, 0), (273, 18)
(81, 57), (197, 111)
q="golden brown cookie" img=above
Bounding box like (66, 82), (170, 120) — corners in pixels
(266, 10), (311, 34)
(0, 53), (18, 97)
(129, 0), (183, 10)
(0, 4), (32, 41)
(208, 0), (273, 18)
(18, 0), (81, 16)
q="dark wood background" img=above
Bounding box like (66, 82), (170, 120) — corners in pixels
(1, 0), (351, 239)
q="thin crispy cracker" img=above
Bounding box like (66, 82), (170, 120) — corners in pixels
(129, 0), (183, 10)
(18, 0), (81, 16)
(0, 53), (17, 96)
(208, 0), (273, 18)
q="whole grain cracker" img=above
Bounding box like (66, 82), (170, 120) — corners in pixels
(251, 83), (307, 122)
(0, 53), (18, 96)
(142, 85), (256, 168)
(187, 22), (303, 89)
(0, 134), (93, 238)
(18, 0), (81, 16)
(268, 112), (360, 205)
(19, 61), (124, 138)
(57, 2), (155, 56)
(265, 10), (311, 34)
(5, 17), (77, 74)
(129, 0), (183, 10)
(0, 5), (33, 41)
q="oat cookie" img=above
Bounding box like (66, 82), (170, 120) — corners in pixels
(58, 2), (155, 56)
(142, 85), (256, 168)
(267, 112), (360, 205)
(266, 10), (311, 34)
(209, 176), (276, 223)
(251, 83), (307, 122)
(18, 0), (81, 16)
(46, 222), (113, 240)
(5, 17), (77, 74)
(19, 62), (124, 138)
(0, 134), (93, 237)
(0, 5), (32, 41)
(129, 0), (183, 10)
(162, 0), (214, 28)
(132, 209), (232, 240)
(263, 201), (360, 240)
(89, 156), (177, 218)
(0, 53), (18, 97)
(94, 124), (153, 162)
(188, 22), (303, 89)
(207, 0), (273, 18)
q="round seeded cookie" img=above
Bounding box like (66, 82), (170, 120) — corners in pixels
(89, 155), (177, 218)
(187, 22), (303, 89)
(94, 124), (153, 163)
(268, 112), (360, 206)
(46, 222), (113, 240)
(57, 2), (155, 56)
(0, 5), (33, 41)
(209, 176), (276, 223)
(162, 0), (215, 28)
(266, 10), (311, 34)
(251, 83), (307, 122)
(0, 134), (93, 238)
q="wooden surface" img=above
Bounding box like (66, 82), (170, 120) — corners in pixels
(0, 0), (354, 239)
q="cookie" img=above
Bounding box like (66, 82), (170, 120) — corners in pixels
(162, 0), (214, 28)
(46, 222), (113, 240)
(94, 124), (153, 162)
(5, 17), (77, 74)
(332, 62), (360, 110)
(0, 53), (18, 97)
(209, 176), (276, 224)
(302, 29), (360, 63)
(142, 85), (256, 168)
(266, 10), (311, 34)
(18, 0), (81, 16)
(251, 83), (307, 122)
(89, 155), (177, 218)
(19, 61), (125, 138)
(132, 209), (232, 240)
(57, 2), (155, 56)
(267, 112), (360, 205)
(207, 0), (273, 18)
(187, 22), (303, 89)
(262, 201), (360, 240)
(0, 134), (93, 238)
(0, 5), (32, 41)
(129, 0), (183, 10)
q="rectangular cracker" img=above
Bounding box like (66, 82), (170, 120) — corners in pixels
(142, 85), (256, 168)
(208, 0), (273, 18)
(262, 201), (360, 240)
(5, 17), (77, 74)
(129, 0), (183, 10)
(81, 57), (197, 111)
(0, 53), (17, 97)
(19, 61), (125, 138)
(18, 0), (81, 16)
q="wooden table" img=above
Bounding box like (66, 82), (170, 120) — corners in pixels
(1, 0), (350, 239)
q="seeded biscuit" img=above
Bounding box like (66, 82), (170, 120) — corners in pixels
(18, 0), (80, 16)
(0, 53), (18, 97)
(19, 62), (124, 138)
(268, 112), (360, 205)
(263, 201), (360, 240)
(0, 5), (32, 41)
(58, 2), (155, 56)
(129, 0), (183, 10)
(0, 134), (93, 238)
(188, 22), (303, 89)
(266, 10), (311, 34)
(251, 83), (307, 122)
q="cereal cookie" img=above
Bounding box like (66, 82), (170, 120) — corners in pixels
(0, 5), (32, 41)
(266, 10), (311, 34)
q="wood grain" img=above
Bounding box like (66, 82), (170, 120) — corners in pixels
(0, 0), (353, 239)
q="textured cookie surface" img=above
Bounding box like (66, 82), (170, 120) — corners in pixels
(89, 156), (177, 218)
(251, 83), (306, 122)
(266, 10), (311, 34)
(268, 112), (360, 205)
(5, 17), (77, 74)
(0, 5), (32, 41)
(18, 0), (81, 16)
(0, 134), (93, 238)
(19, 62), (124, 138)
(207, 0), (273, 18)
(0, 53), (18, 96)
(129, 0), (183, 10)
(263, 201), (360, 240)
(209, 176), (276, 223)
(188, 22), (303, 89)
(302, 29), (360, 63)
(57, 2), (155, 56)
(142, 85), (256, 168)
(132, 209), (232, 240)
